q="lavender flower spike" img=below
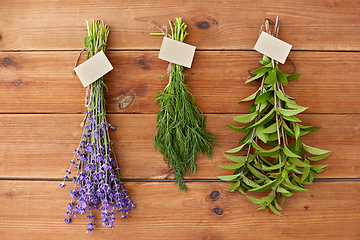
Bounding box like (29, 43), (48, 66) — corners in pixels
(60, 20), (135, 233)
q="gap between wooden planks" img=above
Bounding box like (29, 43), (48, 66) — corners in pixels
(0, 51), (359, 114)
(0, 114), (358, 179)
(0, 180), (359, 240)
(0, 0), (360, 51)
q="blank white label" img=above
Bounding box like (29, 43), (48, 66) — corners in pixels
(158, 37), (196, 68)
(254, 32), (292, 64)
(74, 50), (114, 87)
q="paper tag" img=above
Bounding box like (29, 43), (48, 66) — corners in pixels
(74, 50), (114, 87)
(158, 37), (196, 68)
(254, 31), (292, 64)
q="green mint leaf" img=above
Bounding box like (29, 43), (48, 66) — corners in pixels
(269, 203), (283, 216)
(286, 73), (302, 81)
(261, 161), (285, 171)
(300, 159), (311, 183)
(246, 195), (265, 204)
(256, 125), (269, 143)
(267, 132), (280, 142)
(294, 124), (300, 139)
(307, 152), (332, 161)
(282, 115), (302, 122)
(249, 180), (277, 192)
(258, 122), (278, 134)
(299, 125), (321, 136)
(246, 74), (264, 83)
(259, 55), (271, 65)
(234, 112), (258, 123)
(255, 91), (273, 104)
(247, 108), (275, 129)
(219, 163), (246, 169)
(225, 142), (250, 153)
(282, 146), (302, 158)
(264, 68), (277, 84)
(217, 173), (241, 181)
(242, 175), (261, 188)
(238, 90), (259, 103)
(253, 143), (281, 157)
(289, 157), (311, 167)
(276, 107), (308, 117)
(276, 68), (288, 84)
(223, 155), (247, 163)
(282, 121), (295, 137)
(274, 200), (283, 211)
(225, 124), (248, 132)
(227, 181), (241, 191)
(276, 90), (293, 104)
(303, 143), (332, 156)
(286, 101), (307, 110)
(310, 165), (329, 173)
(281, 182), (308, 192)
(248, 164), (268, 180)
(251, 66), (272, 75)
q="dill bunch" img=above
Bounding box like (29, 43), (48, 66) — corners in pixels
(152, 18), (219, 191)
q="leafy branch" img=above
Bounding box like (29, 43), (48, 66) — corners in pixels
(218, 18), (331, 216)
(152, 18), (219, 191)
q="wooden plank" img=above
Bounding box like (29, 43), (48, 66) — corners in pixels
(0, 180), (359, 239)
(1, 1), (360, 51)
(0, 113), (358, 179)
(1, 1), (358, 239)
(1, 51), (359, 114)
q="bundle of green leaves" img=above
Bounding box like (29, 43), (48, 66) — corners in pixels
(218, 18), (331, 216)
(151, 18), (219, 191)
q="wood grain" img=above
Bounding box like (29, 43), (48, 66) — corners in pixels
(1, 51), (359, 114)
(1, 181), (359, 240)
(1, 0), (360, 51)
(1, 1), (359, 238)
(0, 113), (357, 179)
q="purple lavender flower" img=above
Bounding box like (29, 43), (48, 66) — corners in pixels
(60, 77), (135, 233)
(60, 20), (135, 233)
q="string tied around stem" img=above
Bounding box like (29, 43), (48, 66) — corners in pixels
(148, 21), (174, 75)
(259, 16), (296, 74)
(73, 44), (108, 127)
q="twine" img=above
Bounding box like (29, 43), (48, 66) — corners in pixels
(80, 113), (87, 127)
(74, 44), (108, 73)
(149, 21), (174, 75)
(166, 62), (173, 74)
(260, 17), (296, 81)
(259, 18), (275, 35)
(84, 83), (93, 108)
(148, 21), (168, 37)
(74, 44), (108, 127)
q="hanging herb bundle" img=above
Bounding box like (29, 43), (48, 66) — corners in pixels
(60, 20), (135, 233)
(218, 17), (331, 215)
(151, 18), (219, 191)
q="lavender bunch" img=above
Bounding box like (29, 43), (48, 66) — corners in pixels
(60, 20), (135, 233)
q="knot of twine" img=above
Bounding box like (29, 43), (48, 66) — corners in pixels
(148, 21), (174, 75)
(148, 21), (168, 37)
(259, 18), (277, 37)
(259, 17), (296, 74)
(73, 44), (107, 127)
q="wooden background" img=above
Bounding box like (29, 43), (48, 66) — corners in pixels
(1, 0), (360, 239)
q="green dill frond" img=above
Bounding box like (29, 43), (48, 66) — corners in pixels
(153, 18), (219, 190)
